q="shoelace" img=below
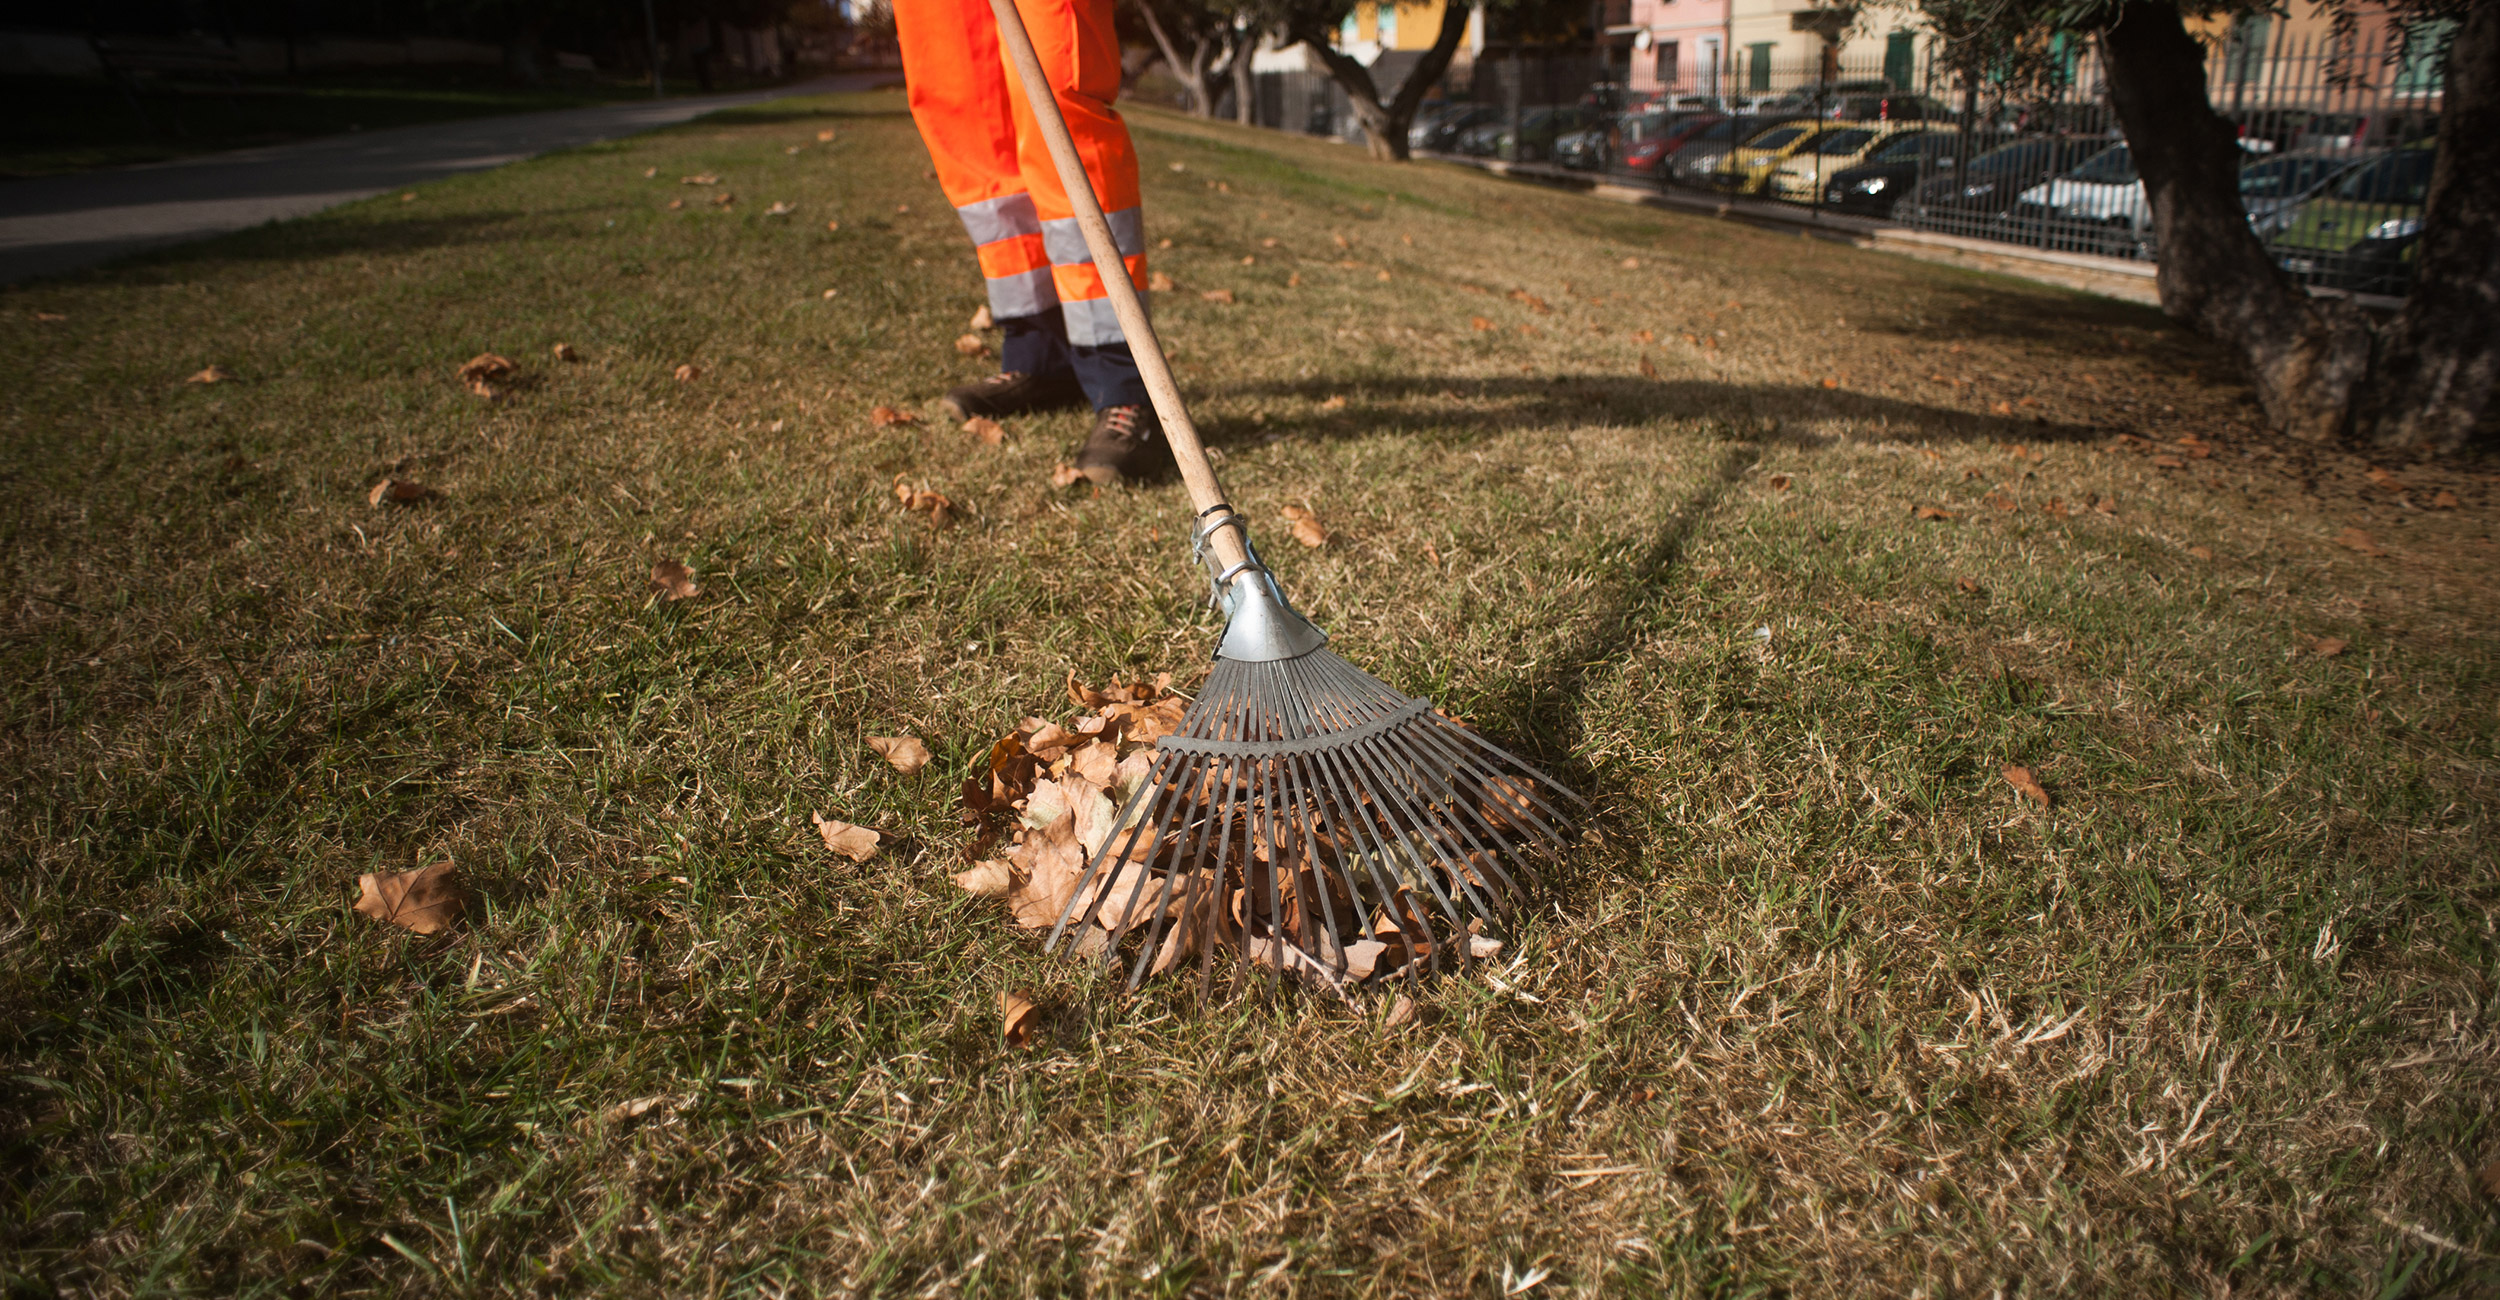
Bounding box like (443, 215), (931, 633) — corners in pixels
(1099, 406), (1144, 439)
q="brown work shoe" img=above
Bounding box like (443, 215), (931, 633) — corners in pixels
(1074, 404), (1175, 485)
(941, 368), (1086, 421)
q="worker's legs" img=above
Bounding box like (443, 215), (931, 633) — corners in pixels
(1001, 0), (1151, 412)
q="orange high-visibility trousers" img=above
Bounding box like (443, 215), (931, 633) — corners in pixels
(895, 0), (1148, 348)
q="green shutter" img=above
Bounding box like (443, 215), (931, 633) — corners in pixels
(1748, 42), (1774, 92)
(1882, 31), (1914, 92)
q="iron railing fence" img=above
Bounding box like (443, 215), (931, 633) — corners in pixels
(1170, 24), (2446, 301)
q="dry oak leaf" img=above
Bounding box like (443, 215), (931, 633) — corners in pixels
(970, 305), (994, 331)
(457, 353), (516, 396)
(1148, 271), (1177, 292)
(2002, 765), (2051, 809)
(1912, 505), (1957, 521)
(1638, 355), (1660, 380)
(2337, 527), (2385, 557)
(1001, 989), (1039, 1047)
(811, 812), (881, 862)
(869, 404), (921, 427)
(2310, 636), (2350, 658)
(353, 860), (466, 934)
(2431, 489), (2460, 509)
(963, 416), (1005, 446)
(649, 559), (702, 601)
(368, 478), (438, 506)
(954, 333), (988, 357)
(1280, 504), (1328, 548)
(673, 363), (701, 383)
(551, 341), (580, 362)
(1200, 289), (1236, 304)
(893, 476), (955, 523)
(868, 735), (933, 774)
(954, 859), (1014, 897)
(1768, 474), (1792, 491)
(187, 365), (233, 384)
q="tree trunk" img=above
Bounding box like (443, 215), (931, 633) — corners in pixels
(1134, 0), (1214, 117)
(2348, 2), (2500, 451)
(1292, 1), (1471, 162)
(1233, 25), (1256, 125)
(2101, 0), (2362, 442)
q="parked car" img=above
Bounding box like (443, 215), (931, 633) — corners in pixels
(2238, 149), (2371, 238)
(1618, 111), (1723, 179)
(1709, 120), (1836, 195)
(1822, 130), (1980, 216)
(1769, 123), (1943, 203)
(1411, 104), (1496, 154)
(1764, 80), (1947, 121)
(1554, 123), (1609, 170)
(1664, 114), (1782, 185)
(2268, 145), (2436, 294)
(1898, 134), (2115, 229)
(1495, 106), (1592, 161)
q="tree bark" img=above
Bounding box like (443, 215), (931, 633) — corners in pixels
(1291, 1), (1471, 161)
(1233, 23), (1257, 125)
(2101, 0), (2364, 442)
(1135, 0), (1216, 116)
(2348, 2), (2500, 451)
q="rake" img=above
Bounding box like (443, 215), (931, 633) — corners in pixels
(987, 0), (1584, 990)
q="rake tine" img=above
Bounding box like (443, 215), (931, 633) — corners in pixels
(1321, 735), (1478, 967)
(1099, 755), (1201, 970)
(1368, 726), (1532, 914)
(1047, 748), (1174, 953)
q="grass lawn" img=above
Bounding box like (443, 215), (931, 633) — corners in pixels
(0, 69), (775, 178)
(2, 88), (2496, 1296)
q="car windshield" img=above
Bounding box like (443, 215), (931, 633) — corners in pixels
(1965, 139), (2052, 176)
(1871, 133), (1948, 162)
(1620, 113), (1668, 141)
(2237, 154), (2348, 198)
(1747, 126), (1811, 151)
(1811, 128), (1878, 155)
(1691, 118), (1754, 145)
(2331, 149), (2434, 203)
(2068, 145), (2138, 184)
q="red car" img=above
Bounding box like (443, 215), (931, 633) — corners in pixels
(1618, 112), (1725, 177)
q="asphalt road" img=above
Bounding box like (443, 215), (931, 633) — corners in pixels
(0, 73), (886, 284)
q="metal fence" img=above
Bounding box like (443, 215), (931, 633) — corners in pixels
(1158, 23), (2448, 301)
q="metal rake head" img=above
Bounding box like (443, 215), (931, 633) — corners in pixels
(1043, 508), (1584, 992)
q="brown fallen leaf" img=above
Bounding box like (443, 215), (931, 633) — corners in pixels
(1001, 989), (1039, 1047)
(1280, 504), (1328, 548)
(1956, 576), (1983, 594)
(353, 861), (465, 934)
(869, 404), (921, 427)
(2188, 545), (2215, 560)
(1049, 463), (1088, 488)
(1376, 269), (1392, 282)
(811, 812), (881, 861)
(817, 128), (835, 142)
(893, 476), (955, 523)
(954, 333), (988, 357)
(680, 173), (718, 185)
(825, 219), (840, 232)
(34, 311), (65, 322)
(765, 200), (795, 216)
(367, 478), (438, 506)
(1768, 474), (1792, 491)
(2152, 455), (2186, 469)
(710, 191), (735, 207)
(649, 559), (702, 601)
(970, 305), (993, 331)
(667, 198), (685, 210)
(1385, 995), (1418, 1027)
(456, 354), (516, 401)
(953, 859), (1013, 896)
(1239, 254), (1256, 266)
(602, 1095), (672, 1125)
(1287, 271), (1302, 287)
(551, 342), (579, 362)
(1913, 505), (1957, 521)
(1619, 257), (1642, 269)
(673, 363), (701, 383)
(2310, 636), (2349, 657)
(1826, 378), (1844, 390)
(1638, 355), (1660, 380)
(2365, 466), (2399, 488)
(1317, 395), (1346, 411)
(1633, 329), (1655, 343)
(868, 735), (933, 774)
(1148, 271), (1176, 292)
(1472, 316), (1495, 331)
(2002, 765), (2050, 809)
(2042, 498), (2070, 518)
(2092, 495), (2118, 515)
(186, 365), (233, 384)
(2477, 1159), (2500, 1200)
(2432, 490), (2459, 509)
(964, 416), (1005, 446)
(2337, 527), (2385, 557)
(1991, 400), (2012, 414)
(1200, 289), (1235, 304)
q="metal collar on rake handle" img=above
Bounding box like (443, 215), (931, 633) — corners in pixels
(988, 0), (1584, 992)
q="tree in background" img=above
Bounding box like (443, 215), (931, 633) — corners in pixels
(1132, 0), (1252, 120)
(1263, 0), (1475, 160)
(1919, 0), (2492, 451)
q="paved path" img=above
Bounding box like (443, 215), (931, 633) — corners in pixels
(0, 74), (886, 284)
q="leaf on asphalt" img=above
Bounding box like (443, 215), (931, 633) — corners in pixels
(1149, 271), (1176, 292)
(2002, 765), (2050, 809)
(367, 478), (438, 506)
(2310, 636), (2349, 658)
(964, 416), (1005, 446)
(649, 559), (702, 601)
(1913, 505), (1956, 521)
(1200, 289), (1236, 304)
(1280, 504), (1328, 548)
(811, 812), (881, 862)
(1002, 989), (1039, 1047)
(869, 404), (920, 427)
(2337, 527), (2384, 557)
(970, 305), (993, 330)
(954, 333), (988, 357)
(766, 200), (796, 216)
(186, 365), (234, 384)
(680, 173), (718, 185)
(1768, 474), (1792, 491)
(552, 342), (579, 362)
(868, 735), (933, 774)
(353, 861), (466, 934)
(1638, 355), (1659, 380)
(673, 363), (701, 382)
(893, 475), (955, 524)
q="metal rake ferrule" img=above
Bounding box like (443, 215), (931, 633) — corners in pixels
(1043, 644), (1585, 994)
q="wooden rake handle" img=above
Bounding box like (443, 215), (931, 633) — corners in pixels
(984, 0), (1250, 575)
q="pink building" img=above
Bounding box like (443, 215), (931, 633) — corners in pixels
(1623, 0), (1730, 98)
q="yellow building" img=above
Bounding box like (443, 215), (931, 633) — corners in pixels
(1725, 0), (1932, 95)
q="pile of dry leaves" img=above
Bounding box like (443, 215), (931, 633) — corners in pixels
(951, 675), (1504, 989)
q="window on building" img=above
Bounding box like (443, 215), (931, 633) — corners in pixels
(1377, 3), (1397, 47)
(2224, 13), (2270, 86)
(1882, 31), (1915, 91)
(2394, 19), (2455, 96)
(1747, 42), (1773, 92)
(1657, 39), (1679, 86)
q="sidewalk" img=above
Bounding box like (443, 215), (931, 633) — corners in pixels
(0, 74), (885, 284)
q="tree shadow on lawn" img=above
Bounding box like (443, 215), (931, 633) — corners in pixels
(699, 103), (912, 128)
(96, 211), (535, 279)
(1207, 373), (2110, 449)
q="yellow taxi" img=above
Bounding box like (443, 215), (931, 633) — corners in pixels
(1707, 119), (1832, 195)
(1769, 123), (1952, 203)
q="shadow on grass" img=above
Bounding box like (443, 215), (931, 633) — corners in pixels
(1209, 373), (2109, 448)
(702, 103), (911, 127)
(101, 212), (532, 278)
